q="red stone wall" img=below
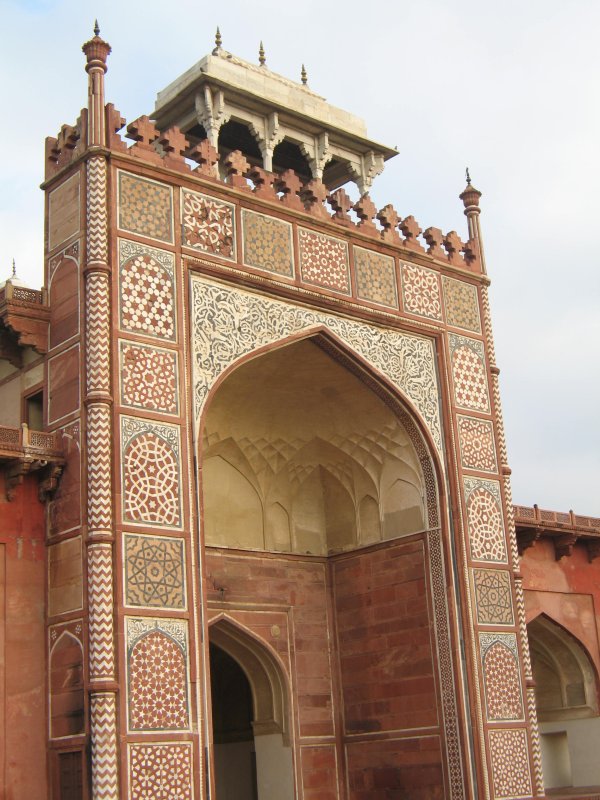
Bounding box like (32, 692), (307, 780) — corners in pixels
(0, 472), (47, 800)
(333, 535), (444, 798)
(205, 534), (445, 798)
(521, 539), (600, 674)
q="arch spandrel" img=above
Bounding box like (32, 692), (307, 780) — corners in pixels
(190, 275), (444, 457)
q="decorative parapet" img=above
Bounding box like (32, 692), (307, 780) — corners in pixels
(0, 282), (49, 356)
(513, 503), (600, 561)
(0, 423), (64, 501)
(101, 110), (480, 272)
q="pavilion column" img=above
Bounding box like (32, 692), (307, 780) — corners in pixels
(82, 27), (119, 800)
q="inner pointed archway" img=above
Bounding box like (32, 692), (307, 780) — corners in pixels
(209, 619), (294, 800)
(201, 337), (430, 556)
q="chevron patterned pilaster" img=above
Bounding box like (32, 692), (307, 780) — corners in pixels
(86, 272), (111, 395)
(91, 692), (119, 800)
(86, 404), (113, 533)
(85, 149), (118, 799)
(88, 543), (115, 681)
(87, 157), (108, 266)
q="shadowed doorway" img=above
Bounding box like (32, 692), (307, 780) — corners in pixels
(209, 620), (295, 800)
(211, 643), (258, 800)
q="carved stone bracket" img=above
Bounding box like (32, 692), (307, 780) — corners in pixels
(516, 526), (543, 555)
(3, 455), (65, 501)
(554, 533), (579, 561)
(586, 539), (600, 563)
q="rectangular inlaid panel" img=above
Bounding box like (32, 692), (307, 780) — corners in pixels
(128, 743), (193, 799)
(119, 341), (179, 415)
(123, 533), (186, 609)
(442, 276), (482, 333)
(449, 334), (490, 413)
(126, 618), (190, 731)
(353, 246), (398, 308)
(457, 415), (498, 473)
(472, 568), (514, 625)
(242, 209), (294, 277)
(480, 632), (524, 722)
(118, 171), (174, 244)
(182, 188), (235, 259)
(120, 416), (182, 528)
(118, 239), (176, 342)
(48, 536), (83, 617)
(464, 477), (507, 564)
(48, 421), (81, 536)
(48, 172), (80, 252)
(400, 262), (442, 320)
(48, 344), (80, 425)
(298, 228), (350, 294)
(488, 728), (532, 799)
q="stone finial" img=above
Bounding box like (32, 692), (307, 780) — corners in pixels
(460, 169), (482, 210)
(301, 64), (308, 86)
(82, 21), (111, 73)
(259, 41), (266, 67)
(11, 258), (16, 279)
(215, 26), (222, 49)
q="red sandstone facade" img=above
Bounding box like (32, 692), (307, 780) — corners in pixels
(1, 25), (598, 800)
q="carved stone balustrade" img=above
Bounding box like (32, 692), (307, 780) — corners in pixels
(0, 424), (64, 501)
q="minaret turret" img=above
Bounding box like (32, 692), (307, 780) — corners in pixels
(460, 168), (486, 274)
(82, 22), (111, 147)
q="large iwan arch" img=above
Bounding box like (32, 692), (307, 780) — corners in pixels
(199, 333), (463, 799)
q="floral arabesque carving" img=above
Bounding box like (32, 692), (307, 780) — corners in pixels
(191, 277), (443, 454)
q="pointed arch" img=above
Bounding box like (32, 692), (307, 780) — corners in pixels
(208, 616), (291, 740)
(50, 631), (84, 739)
(199, 327), (443, 544)
(528, 613), (599, 719)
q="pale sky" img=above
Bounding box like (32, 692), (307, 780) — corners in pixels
(1, 0), (598, 514)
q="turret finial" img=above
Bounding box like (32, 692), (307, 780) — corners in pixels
(466, 167), (471, 185)
(11, 258), (16, 279)
(301, 64), (308, 86)
(215, 26), (222, 49)
(259, 41), (266, 67)
(94, 19), (100, 37)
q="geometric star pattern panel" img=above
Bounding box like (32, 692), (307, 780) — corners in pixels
(354, 247), (398, 308)
(473, 568), (514, 625)
(182, 188), (235, 260)
(298, 228), (350, 294)
(119, 240), (176, 341)
(124, 534), (185, 609)
(480, 633), (524, 721)
(127, 618), (189, 731)
(242, 209), (294, 277)
(121, 417), (181, 528)
(129, 743), (193, 800)
(449, 334), (490, 412)
(465, 477), (507, 563)
(400, 262), (442, 320)
(118, 171), (174, 244)
(120, 341), (179, 415)
(488, 728), (533, 799)
(442, 276), (481, 333)
(457, 415), (498, 473)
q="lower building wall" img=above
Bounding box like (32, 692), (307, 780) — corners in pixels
(205, 531), (446, 799)
(0, 473), (47, 800)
